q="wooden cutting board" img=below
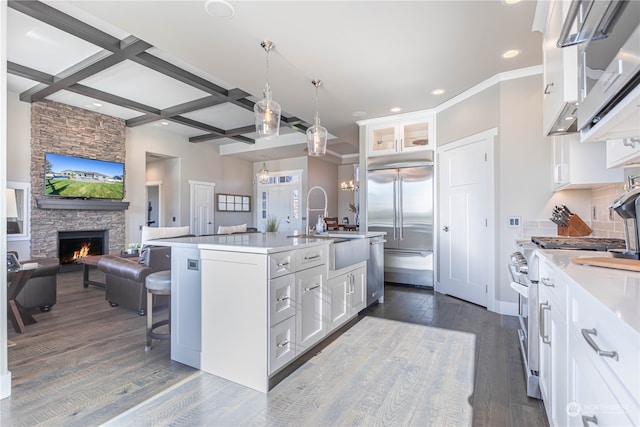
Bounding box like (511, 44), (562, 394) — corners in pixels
(571, 257), (640, 272)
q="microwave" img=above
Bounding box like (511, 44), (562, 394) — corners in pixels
(562, 0), (640, 133)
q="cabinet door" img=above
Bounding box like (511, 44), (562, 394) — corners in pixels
(269, 274), (295, 326)
(400, 119), (431, 152)
(607, 138), (640, 168)
(269, 316), (296, 375)
(552, 135), (569, 189)
(349, 266), (367, 315)
(296, 265), (326, 350)
(539, 288), (552, 411)
(369, 122), (397, 156)
(327, 274), (349, 332)
(549, 303), (568, 427)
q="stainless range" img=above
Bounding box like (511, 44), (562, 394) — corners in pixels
(508, 243), (540, 399)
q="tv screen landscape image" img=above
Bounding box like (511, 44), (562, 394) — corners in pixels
(44, 153), (124, 200)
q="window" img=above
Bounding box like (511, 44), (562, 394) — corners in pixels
(216, 193), (251, 212)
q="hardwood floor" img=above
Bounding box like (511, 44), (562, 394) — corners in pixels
(2, 270), (548, 426)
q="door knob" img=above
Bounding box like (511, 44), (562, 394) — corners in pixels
(208, 222), (212, 224)
(443, 226), (449, 232)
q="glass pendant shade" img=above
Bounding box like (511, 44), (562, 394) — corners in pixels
(258, 162), (269, 184)
(255, 40), (281, 140)
(306, 79), (327, 156)
(254, 87), (281, 140)
(306, 116), (327, 156)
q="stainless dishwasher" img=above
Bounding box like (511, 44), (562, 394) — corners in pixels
(367, 235), (385, 306)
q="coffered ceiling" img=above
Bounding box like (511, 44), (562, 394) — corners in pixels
(6, 0), (542, 163)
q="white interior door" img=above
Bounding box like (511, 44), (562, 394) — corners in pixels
(190, 181), (215, 236)
(437, 130), (495, 307)
(256, 170), (302, 234)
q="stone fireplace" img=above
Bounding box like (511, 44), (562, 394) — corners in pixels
(30, 100), (127, 259)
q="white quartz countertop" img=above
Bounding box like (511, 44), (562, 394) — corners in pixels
(147, 232), (332, 254)
(536, 248), (640, 334)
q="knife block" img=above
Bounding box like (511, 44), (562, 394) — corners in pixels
(558, 214), (592, 237)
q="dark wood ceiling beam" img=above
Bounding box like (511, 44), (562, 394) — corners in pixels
(21, 38), (153, 102)
(69, 84), (161, 115)
(8, 0), (121, 51)
(170, 116), (227, 134)
(127, 96), (228, 127)
(7, 61), (53, 85)
(189, 133), (255, 144)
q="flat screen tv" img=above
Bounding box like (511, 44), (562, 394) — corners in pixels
(44, 153), (124, 200)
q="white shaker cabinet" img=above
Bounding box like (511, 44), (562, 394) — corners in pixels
(326, 262), (367, 333)
(606, 137), (640, 168)
(552, 134), (623, 190)
(542, 0), (578, 136)
(295, 265), (326, 351)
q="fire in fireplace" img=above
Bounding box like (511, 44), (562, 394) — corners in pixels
(58, 230), (108, 267)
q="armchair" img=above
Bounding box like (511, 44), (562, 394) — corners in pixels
(8, 251), (60, 312)
(97, 245), (171, 316)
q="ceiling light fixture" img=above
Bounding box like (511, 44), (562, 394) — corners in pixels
(204, 0), (235, 19)
(307, 79), (327, 157)
(501, 49), (521, 59)
(390, 107), (402, 113)
(432, 89), (445, 95)
(340, 177), (358, 192)
(259, 162), (269, 184)
(254, 40), (281, 140)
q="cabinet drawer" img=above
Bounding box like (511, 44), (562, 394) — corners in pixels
(539, 258), (568, 311)
(268, 316), (296, 375)
(269, 251), (294, 279)
(269, 274), (295, 326)
(568, 332), (639, 427)
(571, 285), (640, 404)
(296, 245), (326, 271)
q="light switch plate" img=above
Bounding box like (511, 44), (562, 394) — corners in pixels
(508, 216), (521, 227)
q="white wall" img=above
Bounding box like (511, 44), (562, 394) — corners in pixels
(308, 156), (338, 219)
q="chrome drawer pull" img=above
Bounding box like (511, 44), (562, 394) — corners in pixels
(276, 295), (290, 302)
(540, 277), (554, 287)
(539, 302), (551, 344)
(581, 328), (618, 361)
(304, 284), (320, 292)
(277, 340), (289, 348)
(582, 414), (598, 426)
(277, 261), (290, 267)
(304, 254), (320, 260)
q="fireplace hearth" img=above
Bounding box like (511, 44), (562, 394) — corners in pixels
(58, 230), (108, 270)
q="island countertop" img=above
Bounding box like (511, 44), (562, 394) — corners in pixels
(147, 231), (329, 254)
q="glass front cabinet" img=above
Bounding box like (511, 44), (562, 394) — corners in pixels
(366, 114), (434, 156)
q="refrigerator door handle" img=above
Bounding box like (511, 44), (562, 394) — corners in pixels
(393, 176), (398, 241)
(399, 175), (404, 240)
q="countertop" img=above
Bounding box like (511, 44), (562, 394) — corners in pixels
(536, 248), (640, 334)
(146, 231), (383, 254)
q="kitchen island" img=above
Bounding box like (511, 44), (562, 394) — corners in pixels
(147, 231), (382, 392)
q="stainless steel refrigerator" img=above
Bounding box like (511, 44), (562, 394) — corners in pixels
(367, 160), (433, 288)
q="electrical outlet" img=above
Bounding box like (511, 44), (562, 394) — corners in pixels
(508, 216), (521, 227)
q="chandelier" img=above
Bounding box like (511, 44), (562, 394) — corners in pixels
(254, 40), (281, 140)
(306, 79), (327, 156)
(340, 177), (358, 191)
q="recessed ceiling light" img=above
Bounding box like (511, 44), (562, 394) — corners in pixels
(564, 115), (575, 121)
(390, 107), (402, 113)
(92, 102), (103, 107)
(503, 0), (521, 4)
(160, 121), (169, 126)
(204, 0), (235, 19)
(557, 127), (566, 132)
(432, 89), (445, 95)
(352, 111), (367, 118)
(501, 49), (521, 59)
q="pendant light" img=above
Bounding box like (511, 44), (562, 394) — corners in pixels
(306, 79), (327, 156)
(254, 40), (281, 140)
(258, 162), (269, 184)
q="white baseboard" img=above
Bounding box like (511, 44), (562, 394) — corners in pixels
(0, 371), (12, 400)
(491, 300), (519, 316)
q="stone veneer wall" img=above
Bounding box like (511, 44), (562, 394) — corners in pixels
(30, 100), (126, 259)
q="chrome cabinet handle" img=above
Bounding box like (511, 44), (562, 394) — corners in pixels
(276, 295), (290, 302)
(277, 261), (290, 267)
(539, 302), (550, 344)
(544, 82), (554, 94)
(277, 339), (289, 348)
(304, 284), (320, 292)
(442, 226), (449, 232)
(582, 415), (598, 426)
(304, 254), (320, 260)
(623, 137), (639, 148)
(581, 328), (618, 361)
(540, 277), (554, 287)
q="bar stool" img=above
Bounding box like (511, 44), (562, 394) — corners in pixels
(144, 270), (171, 352)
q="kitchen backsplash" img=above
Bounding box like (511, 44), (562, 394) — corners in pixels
(590, 183), (625, 239)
